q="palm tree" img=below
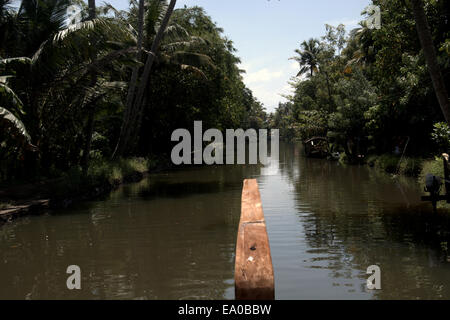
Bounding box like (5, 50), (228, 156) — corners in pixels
(81, 0), (97, 174)
(0, 70), (32, 149)
(113, 0), (214, 158)
(13, 0), (72, 57)
(112, 0), (146, 160)
(345, 22), (376, 69)
(410, 0), (450, 124)
(291, 38), (321, 78)
(113, 0), (178, 158)
(1, 7), (136, 173)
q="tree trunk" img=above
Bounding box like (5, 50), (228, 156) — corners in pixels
(324, 71), (332, 109)
(88, 0), (96, 19)
(81, 0), (97, 175)
(112, 0), (145, 159)
(113, 0), (177, 158)
(411, 0), (450, 124)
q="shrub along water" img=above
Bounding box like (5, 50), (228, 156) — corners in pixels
(366, 155), (423, 177)
(47, 157), (152, 201)
(366, 154), (450, 209)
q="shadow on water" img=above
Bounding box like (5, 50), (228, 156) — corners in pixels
(135, 181), (239, 200)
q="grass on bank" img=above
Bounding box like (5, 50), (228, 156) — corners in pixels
(49, 157), (153, 198)
(364, 154), (450, 210)
(90, 158), (150, 184)
(419, 157), (450, 210)
(419, 157), (445, 186)
(366, 154), (423, 177)
(365, 154), (445, 182)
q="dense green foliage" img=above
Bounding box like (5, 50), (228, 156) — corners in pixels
(0, 0), (265, 183)
(271, 0), (449, 163)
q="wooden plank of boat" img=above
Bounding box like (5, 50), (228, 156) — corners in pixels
(235, 179), (275, 300)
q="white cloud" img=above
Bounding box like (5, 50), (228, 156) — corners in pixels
(290, 61), (299, 71)
(239, 60), (297, 113)
(252, 86), (286, 108)
(243, 68), (283, 84)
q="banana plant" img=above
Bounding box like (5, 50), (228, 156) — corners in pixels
(0, 73), (33, 150)
(0, 106), (31, 145)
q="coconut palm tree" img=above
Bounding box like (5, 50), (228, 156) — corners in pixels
(1, 5), (136, 173)
(113, 0), (179, 158)
(113, 0), (215, 158)
(12, 0), (72, 57)
(291, 38), (322, 78)
(81, 0), (97, 174)
(345, 22), (376, 69)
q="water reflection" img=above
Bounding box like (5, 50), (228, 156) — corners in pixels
(261, 143), (450, 299)
(0, 143), (449, 299)
(0, 166), (262, 300)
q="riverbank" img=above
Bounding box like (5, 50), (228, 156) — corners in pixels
(364, 154), (450, 210)
(364, 154), (443, 183)
(0, 157), (170, 225)
(365, 154), (424, 177)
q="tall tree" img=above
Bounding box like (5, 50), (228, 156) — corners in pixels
(112, 0), (145, 160)
(113, 0), (177, 159)
(81, 0), (97, 174)
(292, 39), (321, 78)
(88, 0), (96, 19)
(410, 0), (450, 124)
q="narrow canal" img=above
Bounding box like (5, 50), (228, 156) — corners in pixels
(1, 143), (450, 299)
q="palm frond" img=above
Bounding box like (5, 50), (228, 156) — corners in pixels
(0, 106), (31, 144)
(0, 82), (24, 115)
(180, 64), (208, 80)
(81, 80), (127, 107)
(169, 51), (215, 69)
(161, 23), (189, 42)
(53, 18), (107, 42)
(160, 36), (206, 53)
(0, 57), (32, 74)
(30, 16), (137, 81)
(146, 0), (169, 39)
(100, 3), (139, 38)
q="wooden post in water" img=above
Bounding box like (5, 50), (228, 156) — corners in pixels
(443, 153), (450, 203)
(235, 179), (275, 300)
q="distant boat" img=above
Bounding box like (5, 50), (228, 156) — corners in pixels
(303, 137), (330, 159)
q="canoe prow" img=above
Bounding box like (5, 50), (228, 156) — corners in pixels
(235, 179), (275, 300)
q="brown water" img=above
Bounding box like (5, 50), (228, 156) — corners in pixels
(1, 143), (450, 300)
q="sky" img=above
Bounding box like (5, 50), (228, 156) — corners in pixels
(99, 0), (371, 113)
